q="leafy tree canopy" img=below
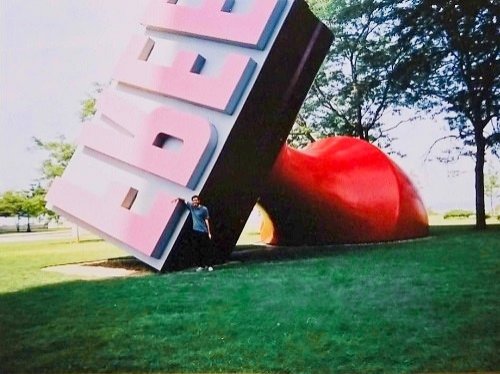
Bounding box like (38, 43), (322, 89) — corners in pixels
(393, 0), (499, 228)
(0, 187), (46, 219)
(32, 136), (76, 183)
(0, 191), (25, 217)
(290, 0), (412, 150)
(393, 0), (499, 157)
(79, 82), (106, 122)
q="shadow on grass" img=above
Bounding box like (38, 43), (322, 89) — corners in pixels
(230, 233), (438, 265)
(70, 238), (107, 245)
(95, 241), (400, 273)
(92, 224), (500, 272)
(231, 242), (370, 263)
(227, 223), (500, 269)
(1, 223), (499, 373)
(88, 256), (157, 272)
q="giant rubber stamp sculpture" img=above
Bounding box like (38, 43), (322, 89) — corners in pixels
(259, 137), (429, 245)
(46, 0), (334, 270)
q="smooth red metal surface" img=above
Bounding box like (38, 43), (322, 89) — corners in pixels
(259, 136), (429, 245)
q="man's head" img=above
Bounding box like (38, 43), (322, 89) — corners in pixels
(191, 195), (201, 207)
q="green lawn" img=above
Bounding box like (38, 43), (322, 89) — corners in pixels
(427, 214), (499, 226)
(0, 225), (498, 373)
(0, 239), (124, 293)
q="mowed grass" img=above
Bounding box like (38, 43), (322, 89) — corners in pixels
(0, 225), (499, 373)
(0, 239), (124, 293)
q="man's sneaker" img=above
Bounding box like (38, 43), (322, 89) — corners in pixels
(196, 267), (203, 272)
(208, 266), (214, 272)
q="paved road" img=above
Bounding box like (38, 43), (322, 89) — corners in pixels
(0, 228), (96, 243)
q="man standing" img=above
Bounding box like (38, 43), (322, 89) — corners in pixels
(173, 195), (213, 271)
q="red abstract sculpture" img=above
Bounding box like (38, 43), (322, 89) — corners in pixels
(259, 137), (429, 245)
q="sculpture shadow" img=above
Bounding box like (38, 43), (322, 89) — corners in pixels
(229, 242), (379, 265)
(95, 239), (428, 272)
(92, 243), (366, 273)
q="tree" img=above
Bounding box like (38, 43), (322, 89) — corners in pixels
(0, 191), (24, 227)
(0, 188), (45, 232)
(80, 81), (106, 122)
(393, 0), (499, 229)
(33, 82), (105, 184)
(32, 136), (76, 183)
(289, 0), (412, 150)
(21, 186), (46, 232)
(31, 125), (76, 228)
(484, 168), (499, 215)
(29, 84), (102, 235)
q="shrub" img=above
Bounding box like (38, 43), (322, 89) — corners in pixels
(443, 209), (474, 219)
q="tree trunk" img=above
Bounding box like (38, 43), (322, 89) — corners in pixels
(490, 190), (494, 216)
(474, 132), (486, 230)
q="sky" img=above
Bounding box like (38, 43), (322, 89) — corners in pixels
(0, 0), (491, 212)
(0, 0), (144, 191)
